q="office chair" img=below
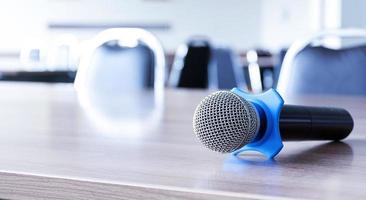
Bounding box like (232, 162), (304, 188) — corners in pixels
(277, 29), (366, 96)
(80, 40), (155, 92)
(169, 40), (246, 89)
(169, 39), (211, 88)
(208, 47), (246, 89)
(75, 28), (165, 130)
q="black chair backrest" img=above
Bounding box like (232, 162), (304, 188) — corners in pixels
(174, 40), (211, 88)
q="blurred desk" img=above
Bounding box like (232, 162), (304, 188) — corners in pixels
(0, 70), (76, 83)
(0, 83), (365, 199)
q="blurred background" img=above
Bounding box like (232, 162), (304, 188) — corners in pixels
(0, 0), (364, 94)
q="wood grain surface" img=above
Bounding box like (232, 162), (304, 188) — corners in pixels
(0, 83), (365, 200)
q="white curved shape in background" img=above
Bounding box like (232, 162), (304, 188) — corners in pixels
(74, 28), (166, 134)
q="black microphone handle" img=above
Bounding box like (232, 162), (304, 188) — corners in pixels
(279, 105), (353, 141)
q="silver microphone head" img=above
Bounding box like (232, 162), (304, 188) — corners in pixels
(193, 91), (260, 153)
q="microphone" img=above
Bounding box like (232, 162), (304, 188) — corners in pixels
(192, 88), (353, 158)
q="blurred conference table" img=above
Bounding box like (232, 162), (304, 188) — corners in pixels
(0, 70), (76, 83)
(0, 83), (365, 199)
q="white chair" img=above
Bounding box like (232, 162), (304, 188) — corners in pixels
(75, 28), (165, 132)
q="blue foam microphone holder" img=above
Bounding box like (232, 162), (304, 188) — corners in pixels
(231, 88), (284, 159)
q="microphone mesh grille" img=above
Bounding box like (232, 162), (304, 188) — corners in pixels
(193, 91), (259, 153)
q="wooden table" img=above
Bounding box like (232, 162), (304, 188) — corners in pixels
(0, 83), (365, 200)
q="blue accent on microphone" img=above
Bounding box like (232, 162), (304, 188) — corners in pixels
(231, 88), (284, 159)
